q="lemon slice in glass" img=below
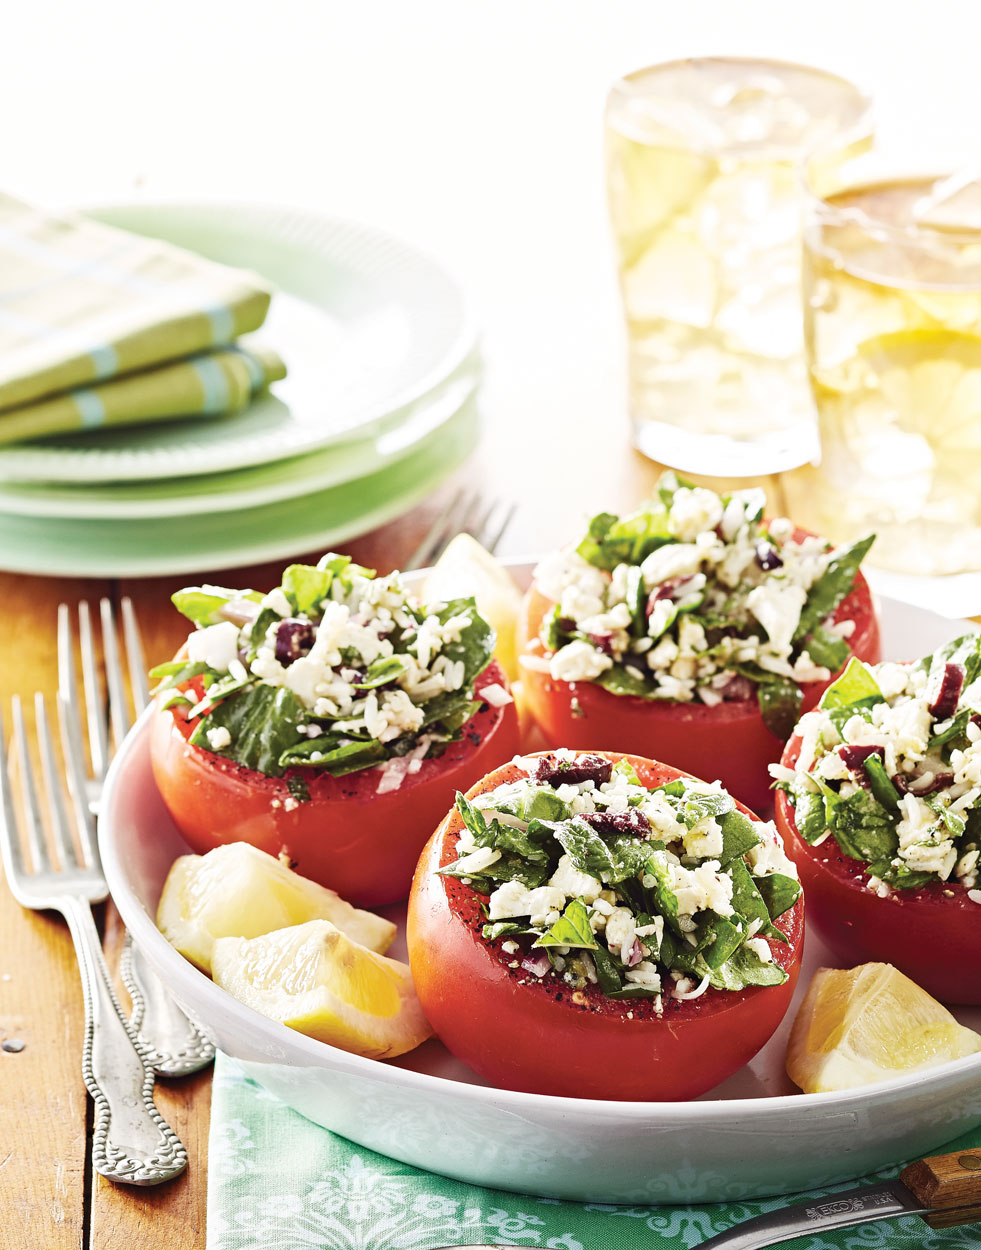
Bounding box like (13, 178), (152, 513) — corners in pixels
(211, 919), (432, 1059)
(786, 962), (981, 1094)
(418, 531), (523, 682)
(157, 842), (395, 974)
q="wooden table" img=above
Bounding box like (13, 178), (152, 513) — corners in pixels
(0, 436), (789, 1248)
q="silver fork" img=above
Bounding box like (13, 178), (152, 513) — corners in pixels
(405, 488), (516, 570)
(0, 694), (187, 1185)
(59, 599), (215, 1078)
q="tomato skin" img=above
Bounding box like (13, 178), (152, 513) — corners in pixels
(775, 735), (981, 1005)
(516, 556), (880, 814)
(149, 661), (521, 908)
(407, 751), (803, 1101)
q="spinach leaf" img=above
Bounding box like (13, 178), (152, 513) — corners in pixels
(482, 921), (535, 941)
(534, 899), (598, 950)
(919, 631), (981, 688)
(802, 624), (851, 673)
(867, 858), (936, 891)
(792, 789), (829, 845)
(547, 818), (652, 884)
(432, 597), (494, 686)
(676, 788), (734, 830)
(591, 944), (626, 995)
(277, 737), (386, 775)
(717, 808), (762, 864)
(926, 795), (967, 839)
(280, 563), (332, 617)
(830, 788), (898, 863)
(644, 856), (682, 936)
(594, 665), (655, 699)
(758, 677), (804, 740)
(149, 659), (210, 691)
(727, 859), (771, 932)
(626, 565), (648, 635)
(819, 656), (883, 714)
(576, 505), (672, 572)
(350, 655), (412, 690)
(189, 685), (303, 776)
(171, 584), (262, 626)
(710, 944), (788, 990)
(863, 756), (901, 811)
(698, 915), (746, 969)
(795, 534), (875, 642)
(754, 872), (801, 921)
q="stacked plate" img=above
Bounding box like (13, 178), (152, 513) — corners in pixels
(0, 202), (479, 577)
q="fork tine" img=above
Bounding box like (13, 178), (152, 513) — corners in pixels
(0, 706), (27, 890)
(57, 692), (99, 868)
(121, 597), (150, 716)
(35, 693), (80, 872)
(78, 601), (109, 781)
(405, 487), (467, 570)
(480, 500), (517, 556)
(11, 696), (51, 874)
(100, 597), (131, 749)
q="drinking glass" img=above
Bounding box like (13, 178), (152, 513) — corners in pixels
(605, 57), (871, 475)
(787, 160), (981, 576)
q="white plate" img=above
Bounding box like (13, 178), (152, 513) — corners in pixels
(0, 201), (475, 483)
(99, 575), (981, 1203)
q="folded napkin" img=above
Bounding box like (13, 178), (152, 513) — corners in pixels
(0, 194), (275, 406)
(208, 1053), (981, 1250)
(0, 342), (285, 445)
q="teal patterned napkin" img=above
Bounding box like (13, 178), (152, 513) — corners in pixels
(208, 1053), (981, 1250)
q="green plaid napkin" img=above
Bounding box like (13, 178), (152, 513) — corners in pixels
(0, 342), (285, 445)
(208, 1053), (981, 1250)
(0, 193), (283, 440)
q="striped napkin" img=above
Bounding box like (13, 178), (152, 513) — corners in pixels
(0, 194), (284, 441)
(207, 1053), (981, 1250)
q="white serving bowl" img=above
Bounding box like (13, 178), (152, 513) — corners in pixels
(99, 573), (981, 1203)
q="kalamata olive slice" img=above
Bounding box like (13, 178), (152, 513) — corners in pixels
(535, 753), (613, 788)
(581, 808), (652, 839)
(929, 663), (965, 720)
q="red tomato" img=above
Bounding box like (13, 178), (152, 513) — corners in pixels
(516, 551), (880, 814)
(149, 661), (521, 907)
(775, 735), (981, 1005)
(407, 751), (804, 1100)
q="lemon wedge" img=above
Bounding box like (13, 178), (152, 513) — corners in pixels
(157, 842), (395, 974)
(786, 963), (981, 1094)
(418, 532), (523, 681)
(211, 919), (432, 1059)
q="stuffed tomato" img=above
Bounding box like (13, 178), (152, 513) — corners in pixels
(149, 554), (520, 907)
(516, 474), (880, 812)
(408, 748), (803, 1100)
(773, 637), (981, 1005)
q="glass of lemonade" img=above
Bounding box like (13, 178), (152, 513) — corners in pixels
(789, 162), (981, 576)
(605, 57), (871, 476)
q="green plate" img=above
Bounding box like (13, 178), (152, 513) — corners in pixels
(0, 393), (478, 576)
(0, 354), (479, 519)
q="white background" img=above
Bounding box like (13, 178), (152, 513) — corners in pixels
(2, 0), (980, 528)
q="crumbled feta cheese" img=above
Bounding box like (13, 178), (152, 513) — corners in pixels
(205, 725), (232, 751)
(186, 621), (241, 673)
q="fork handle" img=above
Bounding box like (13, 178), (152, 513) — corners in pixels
(121, 934), (216, 1078)
(61, 897), (187, 1185)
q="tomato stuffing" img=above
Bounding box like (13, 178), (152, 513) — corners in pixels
(407, 750), (804, 1100)
(776, 738), (981, 1007)
(516, 486), (881, 815)
(151, 660), (520, 907)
